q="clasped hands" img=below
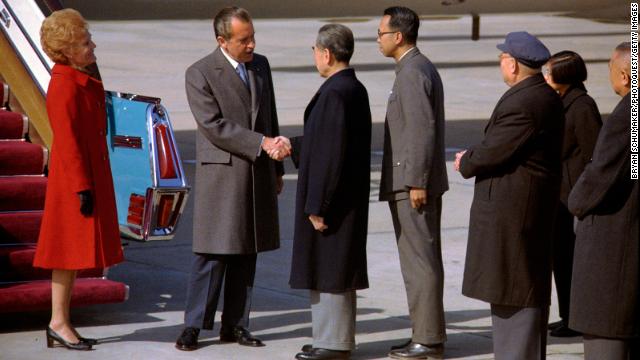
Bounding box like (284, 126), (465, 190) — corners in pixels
(262, 136), (291, 161)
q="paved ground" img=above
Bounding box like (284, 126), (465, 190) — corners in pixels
(0, 12), (629, 360)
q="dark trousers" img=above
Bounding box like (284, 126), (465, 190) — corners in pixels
(551, 203), (575, 323)
(491, 304), (549, 360)
(183, 253), (257, 330)
(583, 334), (633, 360)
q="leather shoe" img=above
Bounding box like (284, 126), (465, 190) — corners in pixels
(550, 324), (581, 337)
(219, 326), (264, 347)
(390, 339), (412, 351)
(301, 344), (313, 352)
(295, 348), (351, 359)
(175, 327), (199, 351)
(388, 342), (444, 359)
(547, 320), (563, 330)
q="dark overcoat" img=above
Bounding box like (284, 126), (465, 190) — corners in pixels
(289, 69), (372, 292)
(186, 48), (283, 254)
(568, 93), (638, 338)
(459, 74), (564, 307)
(558, 86), (602, 205)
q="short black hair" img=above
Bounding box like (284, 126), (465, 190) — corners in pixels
(548, 50), (587, 89)
(383, 6), (419, 45)
(316, 24), (354, 63)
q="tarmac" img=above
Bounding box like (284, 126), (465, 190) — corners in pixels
(0, 12), (630, 360)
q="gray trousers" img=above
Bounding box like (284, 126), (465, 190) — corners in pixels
(389, 196), (446, 345)
(583, 335), (632, 360)
(310, 290), (356, 351)
(491, 304), (549, 360)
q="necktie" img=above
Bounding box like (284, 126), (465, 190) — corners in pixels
(236, 63), (249, 88)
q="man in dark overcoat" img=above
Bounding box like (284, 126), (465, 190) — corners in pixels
(377, 7), (449, 359)
(286, 24), (371, 360)
(174, 6), (289, 351)
(454, 32), (564, 359)
(568, 42), (638, 360)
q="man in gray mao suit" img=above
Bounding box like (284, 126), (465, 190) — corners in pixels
(174, 6), (290, 351)
(377, 6), (449, 359)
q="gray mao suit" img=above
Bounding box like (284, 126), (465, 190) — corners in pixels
(379, 47), (449, 345)
(183, 47), (283, 330)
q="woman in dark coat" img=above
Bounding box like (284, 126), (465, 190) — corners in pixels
(542, 50), (602, 337)
(285, 24), (371, 360)
(34, 9), (123, 351)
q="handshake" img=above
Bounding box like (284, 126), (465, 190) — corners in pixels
(262, 136), (292, 161)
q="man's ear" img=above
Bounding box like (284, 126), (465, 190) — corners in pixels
(216, 35), (227, 49)
(394, 32), (404, 46)
(621, 69), (631, 88)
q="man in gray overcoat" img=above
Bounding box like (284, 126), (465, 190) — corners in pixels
(568, 42), (638, 360)
(455, 32), (564, 359)
(174, 6), (289, 351)
(377, 6), (449, 359)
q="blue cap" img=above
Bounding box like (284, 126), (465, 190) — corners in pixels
(497, 31), (550, 68)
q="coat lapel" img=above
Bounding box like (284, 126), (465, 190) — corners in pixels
(212, 49), (251, 109)
(247, 61), (263, 129)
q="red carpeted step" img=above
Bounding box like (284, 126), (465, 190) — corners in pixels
(0, 177), (47, 211)
(0, 246), (105, 281)
(0, 142), (47, 175)
(0, 211), (42, 245)
(0, 109), (27, 139)
(0, 278), (128, 313)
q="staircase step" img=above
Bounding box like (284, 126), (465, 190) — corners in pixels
(0, 246), (105, 281)
(0, 109), (27, 139)
(0, 141), (47, 176)
(0, 278), (129, 313)
(0, 211), (43, 245)
(0, 177), (47, 211)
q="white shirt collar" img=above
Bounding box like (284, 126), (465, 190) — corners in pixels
(398, 47), (416, 62)
(220, 47), (241, 69)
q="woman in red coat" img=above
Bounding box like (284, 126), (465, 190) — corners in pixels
(33, 9), (123, 351)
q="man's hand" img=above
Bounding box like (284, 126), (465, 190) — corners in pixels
(454, 150), (467, 172)
(309, 214), (328, 232)
(262, 136), (291, 161)
(409, 188), (427, 210)
(276, 175), (284, 195)
(78, 190), (93, 216)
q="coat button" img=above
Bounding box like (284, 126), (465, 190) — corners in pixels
(396, 162), (401, 166)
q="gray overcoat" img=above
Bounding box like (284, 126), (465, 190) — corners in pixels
(186, 48), (283, 254)
(568, 93), (638, 338)
(459, 74), (564, 307)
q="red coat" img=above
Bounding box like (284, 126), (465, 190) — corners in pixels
(34, 64), (123, 270)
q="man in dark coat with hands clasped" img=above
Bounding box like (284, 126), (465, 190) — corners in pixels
(283, 23), (371, 360)
(454, 31), (564, 360)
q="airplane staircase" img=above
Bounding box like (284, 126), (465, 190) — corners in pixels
(0, 79), (128, 313)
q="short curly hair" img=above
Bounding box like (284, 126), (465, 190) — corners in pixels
(40, 9), (88, 65)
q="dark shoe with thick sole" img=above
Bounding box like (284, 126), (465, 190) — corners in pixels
(550, 324), (581, 337)
(219, 326), (264, 347)
(295, 347), (351, 359)
(388, 342), (444, 359)
(547, 320), (563, 330)
(390, 339), (412, 351)
(301, 344), (313, 352)
(175, 327), (199, 351)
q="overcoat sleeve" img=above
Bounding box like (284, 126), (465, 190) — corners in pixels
(570, 97), (601, 164)
(304, 89), (346, 216)
(459, 105), (536, 179)
(47, 78), (92, 193)
(265, 60), (285, 176)
(185, 65), (263, 161)
(397, 71), (435, 189)
(568, 98), (630, 219)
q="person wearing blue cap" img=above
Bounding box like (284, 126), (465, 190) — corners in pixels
(454, 31), (564, 359)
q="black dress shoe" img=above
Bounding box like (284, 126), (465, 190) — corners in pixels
(219, 326), (264, 347)
(550, 324), (581, 337)
(301, 343), (313, 352)
(295, 348), (351, 359)
(547, 320), (563, 330)
(46, 327), (92, 351)
(390, 339), (412, 350)
(388, 342), (444, 359)
(175, 327), (199, 351)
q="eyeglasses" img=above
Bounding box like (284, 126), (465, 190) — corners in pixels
(377, 29), (398, 38)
